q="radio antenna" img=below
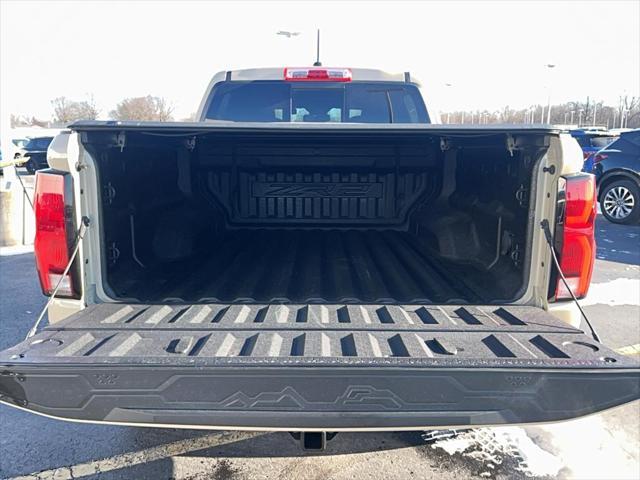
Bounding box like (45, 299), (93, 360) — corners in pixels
(313, 29), (322, 66)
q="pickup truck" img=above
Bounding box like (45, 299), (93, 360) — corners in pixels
(1, 67), (638, 445)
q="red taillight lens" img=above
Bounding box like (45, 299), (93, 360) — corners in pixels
(34, 171), (79, 298)
(555, 174), (596, 300)
(583, 151), (591, 159)
(284, 67), (352, 82)
(592, 153), (607, 164)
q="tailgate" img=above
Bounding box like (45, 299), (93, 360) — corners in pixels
(1, 304), (638, 430)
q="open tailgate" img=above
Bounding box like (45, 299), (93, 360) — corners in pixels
(1, 303), (638, 430)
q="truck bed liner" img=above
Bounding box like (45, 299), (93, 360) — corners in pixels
(111, 229), (488, 303)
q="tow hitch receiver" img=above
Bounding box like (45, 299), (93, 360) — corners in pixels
(290, 432), (337, 450)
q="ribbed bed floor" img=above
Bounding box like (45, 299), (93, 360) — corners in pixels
(111, 229), (484, 303)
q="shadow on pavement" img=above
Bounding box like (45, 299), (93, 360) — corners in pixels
(594, 215), (640, 266)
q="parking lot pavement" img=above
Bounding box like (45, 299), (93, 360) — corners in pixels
(0, 215), (638, 480)
(1, 168), (35, 187)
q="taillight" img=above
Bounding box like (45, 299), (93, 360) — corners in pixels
(592, 153), (607, 164)
(284, 67), (352, 82)
(34, 171), (80, 298)
(583, 151), (591, 160)
(554, 174), (596, 300)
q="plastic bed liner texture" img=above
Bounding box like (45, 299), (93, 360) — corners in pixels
(1, 304), (638, 429)
(110, 230), (486, 303)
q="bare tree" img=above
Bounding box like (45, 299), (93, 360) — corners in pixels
(10, 114), (32, 127)
(10, 114), (51, 128)
(51, 96), (99, 125)
(441, 98), (640, 128)
(110, 96), (174, 121)
(620, 95), (640, 128)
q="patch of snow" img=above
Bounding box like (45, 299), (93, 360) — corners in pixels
(535, 408), (640, 480)
(580, 278), (640, 307)
(0, 244), (34, 256)
(428, 427), (562, 478)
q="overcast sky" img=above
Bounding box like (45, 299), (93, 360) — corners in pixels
(1, 0), (639, 121)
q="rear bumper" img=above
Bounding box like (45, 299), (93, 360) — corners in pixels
(2, 364), (638, 430)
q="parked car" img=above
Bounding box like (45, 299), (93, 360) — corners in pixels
(11, 138), (29, 164)
(571, 128), (619, 171)
(19, 136), (54, 173)
(0, 67), (637, 448)
(0, 139), (29, 174)
(585, 129), (640, 224)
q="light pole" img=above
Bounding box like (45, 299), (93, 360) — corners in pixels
(544, 64), (556, 124)
(578, 109), (584, 126)
(570, 110), (575, 124)
(564, 112), (569, 124)
(593, 103), (598, 126)
(444, 83), (454, 123)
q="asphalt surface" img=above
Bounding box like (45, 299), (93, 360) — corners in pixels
(0, 215), (638, 480)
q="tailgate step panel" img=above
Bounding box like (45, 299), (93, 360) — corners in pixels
(50, 304), (579, 332)
(1, 303), (638, 429)
(2, 329), (632, 366)
(0, 304), (634, 367)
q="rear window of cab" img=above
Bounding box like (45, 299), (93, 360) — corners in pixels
(205, 81), (429, 123)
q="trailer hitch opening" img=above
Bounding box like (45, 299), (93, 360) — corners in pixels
(289, 432), (338, 450)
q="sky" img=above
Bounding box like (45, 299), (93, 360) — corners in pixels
(1, 0), (639, 121)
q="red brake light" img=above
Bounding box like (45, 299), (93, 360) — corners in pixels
(284, 67), (352, 82)
(592, 153), (607, 164)
(34, 171), (80, 298)
(555, 175), (596, 300)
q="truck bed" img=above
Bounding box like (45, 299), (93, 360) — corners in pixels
(84, 122), (546, 304)
(111, 229), (492, 303)
(1, 303), (637, 430)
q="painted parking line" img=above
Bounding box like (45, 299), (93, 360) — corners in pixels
(616, 344), (640, 356)
(10, 431), (262, 480)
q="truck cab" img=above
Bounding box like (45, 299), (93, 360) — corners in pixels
(197, 67), (432, 124)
